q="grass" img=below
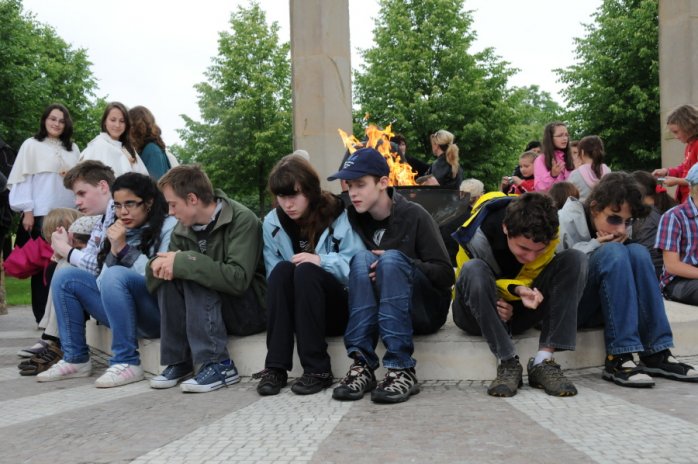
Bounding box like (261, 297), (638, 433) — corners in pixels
(5, 276), (31, 306)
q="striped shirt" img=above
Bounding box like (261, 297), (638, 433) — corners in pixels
(67, 199), (115, 276)
(655, 195), (698, 289)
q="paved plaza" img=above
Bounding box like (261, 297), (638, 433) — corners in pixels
(2, 306), (698, 464)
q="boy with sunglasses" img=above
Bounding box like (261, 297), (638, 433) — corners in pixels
(452, 192), (586, 398)
(558, 172), (698, 387)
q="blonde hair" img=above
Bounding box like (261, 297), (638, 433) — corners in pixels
(41, 208), (83, 241)
(431, 129), (460, 177)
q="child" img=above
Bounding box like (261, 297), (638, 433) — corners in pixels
(568, 135), (611, 201)
(534, 122), (575, 192)
(502, 151), (536, 194)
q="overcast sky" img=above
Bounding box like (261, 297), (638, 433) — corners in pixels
(22, 0), (601, 147)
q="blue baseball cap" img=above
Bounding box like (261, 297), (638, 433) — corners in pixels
(327, 148), (390, 181)
(686, 163), (698, 185)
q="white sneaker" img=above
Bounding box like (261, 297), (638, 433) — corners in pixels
(95, 364), (144, 388)
(37, 359), (92, 382)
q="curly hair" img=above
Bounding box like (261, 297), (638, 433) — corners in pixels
(585, 171), (650, 219)
(35, 104), (75, 151)
(97, 172), (168, 270)
(667, 104), (698, 141)
(503, 192), (558, 244)
(128, 106), (166, 153)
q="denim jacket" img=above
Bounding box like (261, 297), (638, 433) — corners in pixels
(262, 208), (365, 285)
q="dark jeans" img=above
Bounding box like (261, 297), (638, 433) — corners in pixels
(265, 261), (348, 374)
(157, 279), (266, 366)
(664, 276), (698, 306)
(453, 249), (587, 361)
(15, 216), (51, 323)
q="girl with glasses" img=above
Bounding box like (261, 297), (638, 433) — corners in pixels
(38, 173), (176, 388)
(534, 122), (575, 192)
(558, 172), (697, 388)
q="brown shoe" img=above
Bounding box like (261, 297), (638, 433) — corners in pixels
(19, 343), (63, 376)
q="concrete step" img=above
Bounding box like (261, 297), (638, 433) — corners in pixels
(86, 300), (698, 381)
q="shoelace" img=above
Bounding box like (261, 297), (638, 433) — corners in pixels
(297, 372), (331, 385)
(252, 368), (283, 382)
(200, 363), (230, 388)
(340, 364), (367, 385)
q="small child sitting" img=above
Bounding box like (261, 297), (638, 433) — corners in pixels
(502, 151), (536, 194)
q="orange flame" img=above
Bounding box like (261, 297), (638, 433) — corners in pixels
(337, 124), (417, 186)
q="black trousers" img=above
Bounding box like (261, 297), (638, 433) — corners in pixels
(264, 261), (349, 375)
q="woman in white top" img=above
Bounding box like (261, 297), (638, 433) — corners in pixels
(80, 102), (148, 177)
(7, 103), (80, 323)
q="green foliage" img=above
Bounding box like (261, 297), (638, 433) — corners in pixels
(508, 85), (565, 146)
(557, 0), (659, 171)
(5, 276), (31, 306)
(0, 0), (99, 150)
(354, 0), (525, 187)
(177, 1), (292, 215)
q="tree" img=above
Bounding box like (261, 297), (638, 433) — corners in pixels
(177, 1), (292, 215)
(0, 0), (98, 150)
(557, 0), (659, 171)
(353, 0), (523, 186)
(508, 85), (565, 148)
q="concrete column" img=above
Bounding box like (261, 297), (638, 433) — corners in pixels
(659, 0), (698, 168)
(290, 0), (352, 192)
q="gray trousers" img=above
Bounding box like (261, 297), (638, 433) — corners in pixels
(452, 249), (587, 361)
(157, 279), (265, 366)
(664, 277), (698, 306)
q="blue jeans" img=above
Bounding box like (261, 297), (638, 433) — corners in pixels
(343, 249), (449, 370)
(52, 266), (160, 365)
(578, 243), (673, 356)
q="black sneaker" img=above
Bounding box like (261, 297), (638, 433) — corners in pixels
(488, 357), (523, 397)
(291, 372), (333, 395)
(332, 359), (377, 401)
(639, 350), (698, 382)
(371, 368), (420, 404)
(253, 368), (288, 396)
(602, 353), (654, 388)
(527, 358), (577, 397)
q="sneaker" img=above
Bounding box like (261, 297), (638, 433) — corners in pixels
(488, 357), (524, 397)
(253, 368), (288, 396)
(36, 359), (92, 382)
(180, 360), (240, 393)
(95, 364), (144, 388)
(332, 359), (377, 401)
(602, 354), (654, 388)
(639, 350), (698, 382)
(150, 362), (194, 389)
(291, 372), (333, 395)
(17, 339), (49, 358)
(371, 368), (420, 404)
(527, 358), (577, 397)
(18, 343), (63, 376)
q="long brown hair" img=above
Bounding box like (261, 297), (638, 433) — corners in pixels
(129, 106), (166, 153)
(100, 102), (136, 160)
(541, 122), (574, 171)
(578, 135), (605, 179)
(268, 155), (343, 251)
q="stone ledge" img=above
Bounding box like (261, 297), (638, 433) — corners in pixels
(86, 300), (698, 381)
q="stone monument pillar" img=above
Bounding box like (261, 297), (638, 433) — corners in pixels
(290, 0), (353, 191)
(659, 0), (698, 168)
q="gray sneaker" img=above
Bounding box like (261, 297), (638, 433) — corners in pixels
(488, 357), (523, 397)
(527, 358), (577, 397)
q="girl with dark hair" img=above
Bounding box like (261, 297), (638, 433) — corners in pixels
(631, 170), (676, 277)
(568, 135), (611, 201)
(254, 155), (365, 396)
(534, 122), (574, 192)
(7, 103), (80, 323)
(80, 102), (148, 177)
(129, 105), (170, 180)
(38, 173), (176, 388)
(558, 172), (697, 388)
(652, 104), (698, 203)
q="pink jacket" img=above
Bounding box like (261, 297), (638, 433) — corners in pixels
(534, 150), (570, 192)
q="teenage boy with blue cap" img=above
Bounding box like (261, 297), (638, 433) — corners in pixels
(327, 147), (454, 403)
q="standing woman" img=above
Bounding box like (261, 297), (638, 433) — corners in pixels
(7, 103), (80, 323)
(128, 106), (170, 180)
(254, 155), (365, 396)
(652, 104), (698, 204)
(534, 122), (575, 192)
(424, 129), (463, 189)
(39, 173), (176, 387)
(80, 102), (148, 177)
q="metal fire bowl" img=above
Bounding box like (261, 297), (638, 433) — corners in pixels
(341, 186), (470, 227)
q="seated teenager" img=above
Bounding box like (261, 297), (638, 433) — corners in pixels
(656, 163), (698, 306)
(328, 148), (454, 404)
(452, 192), (586, 397)
(559, 172), (697, 386)
(254, 155), (365, 396)
(147, 165), (266, 393)
(39, 172), (176, 387)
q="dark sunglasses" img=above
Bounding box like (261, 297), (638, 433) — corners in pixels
(605, 214), (634, 227)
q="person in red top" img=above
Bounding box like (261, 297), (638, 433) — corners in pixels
(653, 104), (698, 204)
(501, 151), (536, 194)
